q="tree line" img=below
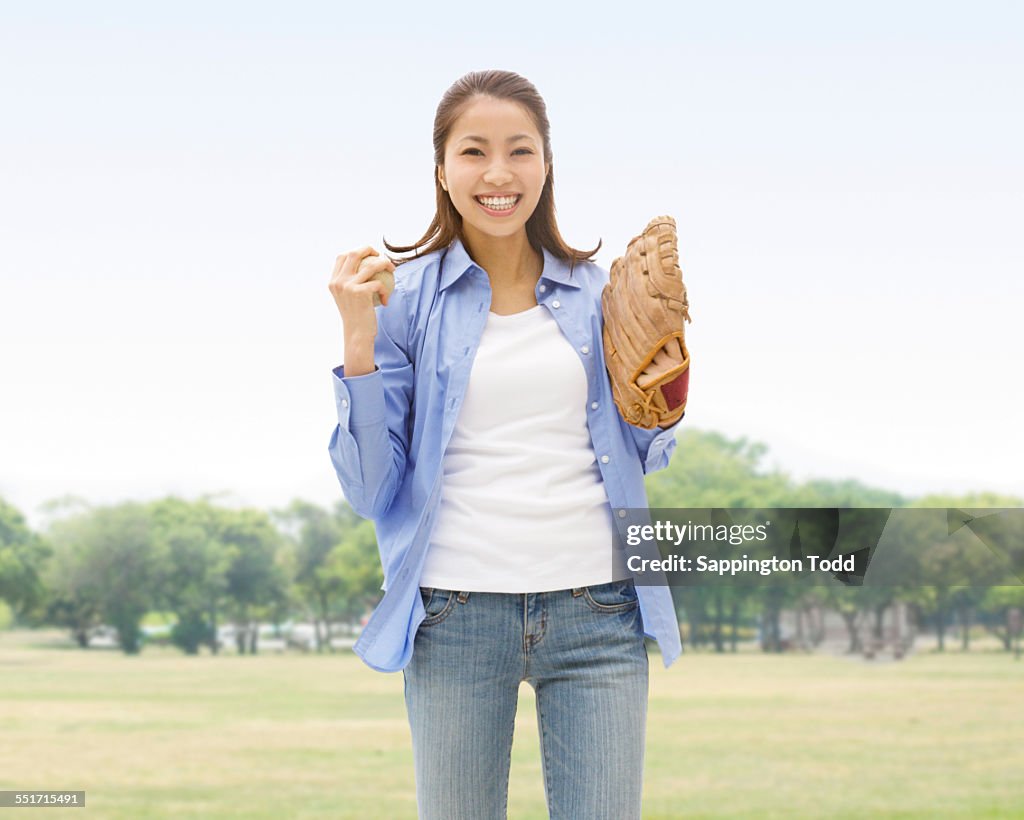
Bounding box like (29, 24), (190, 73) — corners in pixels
(643, 431), (1024, 655)
(1, 429), (1021, 656)
(0, 494), (380, 655)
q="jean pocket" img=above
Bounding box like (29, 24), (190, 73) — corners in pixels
(419, 587), (456, 625)
(581, 579), (639, 614)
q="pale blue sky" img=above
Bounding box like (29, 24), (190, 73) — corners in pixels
(2, 1), (1022, 525)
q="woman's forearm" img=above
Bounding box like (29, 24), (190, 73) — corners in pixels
(344, 333), (376, 378)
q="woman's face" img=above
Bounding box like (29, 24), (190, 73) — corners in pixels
(438, 96), (549, 243)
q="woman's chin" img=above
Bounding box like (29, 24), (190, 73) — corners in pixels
(462, 215), (530, 241)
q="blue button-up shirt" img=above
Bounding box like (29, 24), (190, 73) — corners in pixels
(328, 237), (683, 673)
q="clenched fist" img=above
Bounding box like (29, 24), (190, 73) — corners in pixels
(328, 246), (395, 377)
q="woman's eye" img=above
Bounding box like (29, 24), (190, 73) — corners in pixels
(462, 148), (483, 156)
(513, 148), (534, 155)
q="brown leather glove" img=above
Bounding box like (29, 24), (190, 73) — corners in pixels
(601, 215), (691, 429)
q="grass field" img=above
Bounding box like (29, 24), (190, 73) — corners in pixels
(1, 629), (1021, 819)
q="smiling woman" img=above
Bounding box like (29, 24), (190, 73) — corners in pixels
(439, 101), (548, 235)
(383, 71), (600, 277)
(326, 69), (685, 819)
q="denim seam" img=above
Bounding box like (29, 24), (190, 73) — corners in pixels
(419, 589), (456, 626)
(531, 599), (548, 650)
(521, 595), (529, 674)
(501, 693), (515, 818)
(535, 686), (555, 817)
(581, 588), (640, 614)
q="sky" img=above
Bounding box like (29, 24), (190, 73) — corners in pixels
(1, 1), (1022, 528)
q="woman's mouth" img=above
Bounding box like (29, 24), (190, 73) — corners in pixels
(474, 194), (521, 216)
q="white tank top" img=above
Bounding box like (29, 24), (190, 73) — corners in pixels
(418, 303), (618, 592)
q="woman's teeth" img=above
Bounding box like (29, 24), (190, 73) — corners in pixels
(476, 196), (519, 210)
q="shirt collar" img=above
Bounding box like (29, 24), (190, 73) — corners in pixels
(438, 237), (581, 292)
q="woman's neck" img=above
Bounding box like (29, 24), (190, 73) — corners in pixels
(462, 228), (543, 287)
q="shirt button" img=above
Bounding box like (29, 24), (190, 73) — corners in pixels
(539, 284), (547, 293)
(551, 299), (560, 309)
(580, 345), (590, 354)
(617, 509), (627, 519)
(341, 399), (349, 408)
(590, 401), (599, 410)
(601, 455), (610, 463)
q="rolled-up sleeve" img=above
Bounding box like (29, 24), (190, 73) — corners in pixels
(327, 279), (414, 519)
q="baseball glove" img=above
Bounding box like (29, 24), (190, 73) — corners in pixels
(601, 215), (691, 429)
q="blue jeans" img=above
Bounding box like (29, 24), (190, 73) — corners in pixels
(402, 579), (649, 820)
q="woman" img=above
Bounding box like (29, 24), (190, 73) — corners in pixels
(328, 70), (683, 820)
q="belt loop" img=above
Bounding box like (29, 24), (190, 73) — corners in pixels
(571, 588), (584, 597)
(457, 591), (470, 603)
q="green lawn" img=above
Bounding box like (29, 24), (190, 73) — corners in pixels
(1, 630), (1021, 819)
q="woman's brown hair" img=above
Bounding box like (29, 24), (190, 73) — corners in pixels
(383, 69), (600, 267)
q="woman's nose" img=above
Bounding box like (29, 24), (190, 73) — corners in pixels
(482, 161), (513, 185)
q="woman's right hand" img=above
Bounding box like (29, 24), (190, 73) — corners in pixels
(329, 247), (395, 377)
(328, 247), (395, 338)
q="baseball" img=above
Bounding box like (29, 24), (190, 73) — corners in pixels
(357, 254), (396, 307)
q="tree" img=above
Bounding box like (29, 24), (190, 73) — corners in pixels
(0, 497), (51, 621)
(914, 492), (1024, 651)
(39, 504), (102, 647)
(323, 516), (385, 628)
(646, 430), (913, 654)
(275, 500), (348, 652)
(219, 507), (289, 654)
(149, 497), (236, 655)
(44, 503), (165, 653)
(978, 587), (1024, 651)
(645, 429), (792, 509)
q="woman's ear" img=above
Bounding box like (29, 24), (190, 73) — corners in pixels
(437, 166), (447, 192)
